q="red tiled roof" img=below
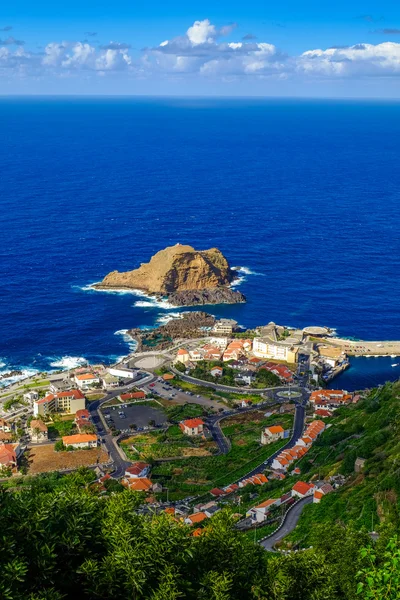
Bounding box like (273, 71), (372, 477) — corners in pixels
(30, 420), (48, 432)
(62, 433), (97, 445)
(75, 409), (90, 419)
(187, 512), (207, 524)
(125, 462), (150, 476)
(0, 443), (16, 465)
(75, 373), (97, 381)
(182, 418), (204, 428)
(266, 425), (284, 434)
(210, 488), (225, 497)
(57, 389), (85, 399)
(120, 391), (146, 401)
(292, 481), (313, 496)
(128, 477), (152, 491)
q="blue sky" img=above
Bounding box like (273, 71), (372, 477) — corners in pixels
(1, 0), (400, 96)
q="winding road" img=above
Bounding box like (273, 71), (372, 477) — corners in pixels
(260, 496), (313, 551)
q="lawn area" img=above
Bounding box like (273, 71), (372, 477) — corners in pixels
(120, 425), (217, 460)
(151, 410), (294, 500)
(47, 419), (76, 439)
(22, 380), (50, 389)
(25, 445), (108, 474)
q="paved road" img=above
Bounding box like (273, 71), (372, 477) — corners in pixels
(260, 496), (313, 551)
(230, 395), (308, 483)
(88, 378), (151, 478)
(170, 366), (298, 395)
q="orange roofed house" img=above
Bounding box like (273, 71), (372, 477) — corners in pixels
(74, 373), (101, 390)
(175, 348), (190, 364)
(34, 389), (86, 417)
(62, 433), (98, 449)
(261, 425), (286, 445)
(185, 512), (208, 526)
(0, 443), (21, 469)
(309, 390), (352, 409)
(120, 391), (146, 401)
(179, 418), (205, 437)
(248, 498), (281, 523)
(291, 481), (316, 498)
(125, 462), (150, 478)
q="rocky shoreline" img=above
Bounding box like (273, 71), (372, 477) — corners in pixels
(164, 287), (245, 306)
(128, 311), (216, 352)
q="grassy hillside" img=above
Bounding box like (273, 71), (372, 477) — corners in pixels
(288, 381), (400, 546)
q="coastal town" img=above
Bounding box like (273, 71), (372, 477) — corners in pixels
(0, 313), (369, 549)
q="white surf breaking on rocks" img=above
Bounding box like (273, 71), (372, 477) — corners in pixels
(231, 266), (264, 287)
(49, 356), (88, 369)
(114, 329), (138, 352)
(0, 363), (40, 388)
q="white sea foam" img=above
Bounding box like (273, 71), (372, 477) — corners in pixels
(156, 312), (185, 325)
(0, 366), (40, 389)
(49, 356), (88, 370)
(134, 296), (175, 309)
(230, 265), (264, 288)
(76, 282), (144, 296)
(114, 329), (138, 352)
(236, 266), (265, 276)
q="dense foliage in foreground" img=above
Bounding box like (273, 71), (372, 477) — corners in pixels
(1, 469), (400, 599)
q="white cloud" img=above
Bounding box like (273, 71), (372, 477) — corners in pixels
(2, 19), (400, 88)
(298, 42), (400, 76)
(187, 19), (217, 45)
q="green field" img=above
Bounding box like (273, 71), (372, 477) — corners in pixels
(47, 420), (75, 439)
(120, 424), (217, 460)
(151, 410), (293, 500)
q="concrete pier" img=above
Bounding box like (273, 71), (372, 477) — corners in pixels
(322, 338), (400, 357)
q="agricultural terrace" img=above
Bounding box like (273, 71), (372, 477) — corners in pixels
(151, 409), (294, 501)
(120, 425), (217, 461)
(186, 360), (281, 388)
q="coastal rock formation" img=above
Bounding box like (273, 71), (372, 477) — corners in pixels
(168, 288), (246, 306)
(128, 312), (216, 352)
(96, 244), (246, 306)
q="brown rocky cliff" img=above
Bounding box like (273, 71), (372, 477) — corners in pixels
(96, 244), (235, 293)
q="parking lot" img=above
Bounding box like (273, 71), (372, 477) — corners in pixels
(102, 403), (167, 433)
(145, 379), (223, 411)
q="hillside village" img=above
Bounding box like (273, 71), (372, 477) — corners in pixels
(0, 316), (370, 552)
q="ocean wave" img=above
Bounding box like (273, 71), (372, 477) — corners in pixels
(134, 297), (175, 309)
(76, 282), (142, 296)
(156, 312), (185, 325)
(114, 329), (138, 352)
(49, 356), (88, 370)
(236, 266), (265, 276)
(0, 366), (40, 389)
(230, 266), (264, 288)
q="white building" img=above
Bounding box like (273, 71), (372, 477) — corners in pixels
(212, 319), (238, 335)
(62, 433), (98, 449)
(74, 373), (100, 389)
(247, 498), (280, 523)
(29, 420), (48, 442)
(23, 391), (38, 404)
(208, 337), (229, 349)
(252, 322), (300, 363)
(108, 367), (138, 379)
(261, 425), (285, 445)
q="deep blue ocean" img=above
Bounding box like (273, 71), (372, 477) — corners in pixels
(1, 97), (400, 390)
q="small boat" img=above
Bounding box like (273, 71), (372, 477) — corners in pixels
(392, 363), (399, 368)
